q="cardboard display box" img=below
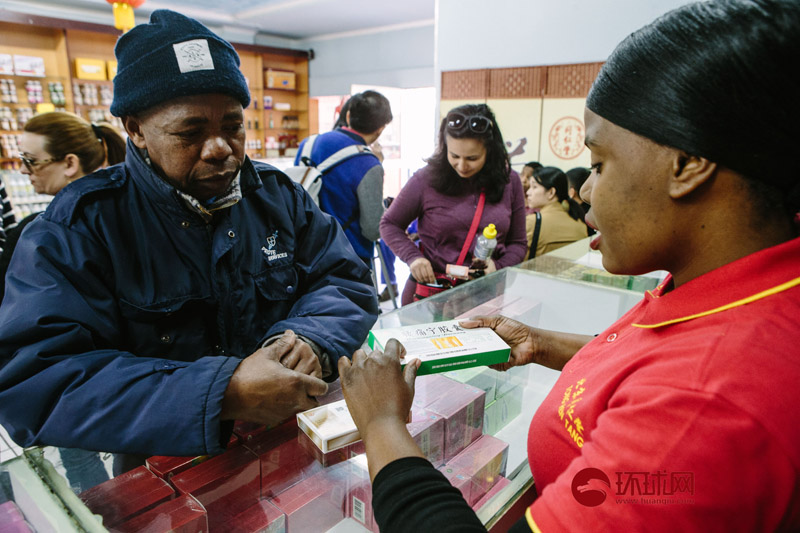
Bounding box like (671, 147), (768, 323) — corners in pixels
(368, 320), (510, 375)
(270, 467), (349, 532)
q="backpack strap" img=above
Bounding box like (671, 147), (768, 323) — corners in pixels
(316, 144), (374, 174)
(299, 134), (319, 167)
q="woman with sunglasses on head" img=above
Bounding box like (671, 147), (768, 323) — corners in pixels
(0, 112), (125, 493)
(524, 166), (588, 260)
(380, 103), (528, 305)
(341, 0), (800, 531)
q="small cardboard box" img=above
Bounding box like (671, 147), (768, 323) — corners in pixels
(367, 319), (510, 375)
(296, 399), (361, 453)
(74, 57), (107, 80)
(265, 69), (296, 90)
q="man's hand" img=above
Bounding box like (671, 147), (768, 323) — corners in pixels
(278, 331), (322, 379)
(339, 340), (420, 438)
(409, 257), (435, 284)
(221, 330), (328, 426)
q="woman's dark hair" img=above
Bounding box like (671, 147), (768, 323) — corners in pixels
(533, 166), (585, 222)
(427, 103), (510, 203)
(333, 98), (351, 130)
(587, 0), (800, 218)
(24, 112), (126, 172)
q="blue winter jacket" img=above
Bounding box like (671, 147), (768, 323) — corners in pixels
(0, 145), (378, 457)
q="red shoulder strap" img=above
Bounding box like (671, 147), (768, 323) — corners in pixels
(456, 191), (486, 266)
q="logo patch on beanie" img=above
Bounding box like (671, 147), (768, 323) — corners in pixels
(173, 39), (215, 73)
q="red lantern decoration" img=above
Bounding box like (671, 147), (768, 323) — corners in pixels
(106, 0), (146, 32)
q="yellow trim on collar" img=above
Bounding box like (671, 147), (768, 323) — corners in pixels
(526, 507), (543, 533)
(632, 276), (800, 329)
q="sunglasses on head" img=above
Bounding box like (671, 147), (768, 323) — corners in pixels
(19, 154), (63, 172)
(445, 112), (492, 134)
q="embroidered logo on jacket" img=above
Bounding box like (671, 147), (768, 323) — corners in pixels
(262, 230), (288, 261)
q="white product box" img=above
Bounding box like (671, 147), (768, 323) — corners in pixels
(367, 319), (510, 375)
(296, 399), (361, 453)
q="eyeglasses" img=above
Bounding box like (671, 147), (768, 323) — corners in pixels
(19, 155), (63, 172)
(445, 112), (492, 134)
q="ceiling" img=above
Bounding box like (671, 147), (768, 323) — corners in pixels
(2, 0), (436, 41)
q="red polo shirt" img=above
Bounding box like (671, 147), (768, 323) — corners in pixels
(526, 237), (800, 532)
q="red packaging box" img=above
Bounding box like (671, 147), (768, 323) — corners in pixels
(146, 455), (211, 481)
(344, 456), (378, 533)
(170, 445), (260, 530)
(79, 466), (175, 528)
(472, 475), (510, 511)
(439, 434), (508, 507)
(297, 429), (357, 467)
(234, 421), (268, 442)
(425, 382), (485, 461)
(408, 407), (446, 468)
(270, 467), (349, 532)
(110, 494), (208, 533)
(243, 420), (323, 498)
(227, 499), (286, 532)
(349, 406), (445, 467)
(412, 374), (462, 408)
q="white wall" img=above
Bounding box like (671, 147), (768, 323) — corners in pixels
(299, 24), (436, 97)
(437, 0), (694, 71)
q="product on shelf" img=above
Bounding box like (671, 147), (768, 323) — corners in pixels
(24, 81), (43, 104)
(1, 79), (18, 104)
(47, 82), (66, 106)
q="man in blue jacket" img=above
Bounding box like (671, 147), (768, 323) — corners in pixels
(0, 10), (378, 466)
(296, 90), (392, 267)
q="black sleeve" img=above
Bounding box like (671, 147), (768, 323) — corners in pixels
(372, 457), (487, 533)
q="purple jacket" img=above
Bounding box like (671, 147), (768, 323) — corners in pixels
(380, 165), (527, 273)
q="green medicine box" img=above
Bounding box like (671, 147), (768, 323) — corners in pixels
(367, 320), (510, 376)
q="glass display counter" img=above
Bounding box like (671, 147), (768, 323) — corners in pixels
(0, 241), (659, 532)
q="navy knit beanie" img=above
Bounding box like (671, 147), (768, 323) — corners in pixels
(110, 9), (250, 117)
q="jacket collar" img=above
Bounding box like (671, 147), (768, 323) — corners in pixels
(125, 139), (262, 218)
(632, 236), (800, 329)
